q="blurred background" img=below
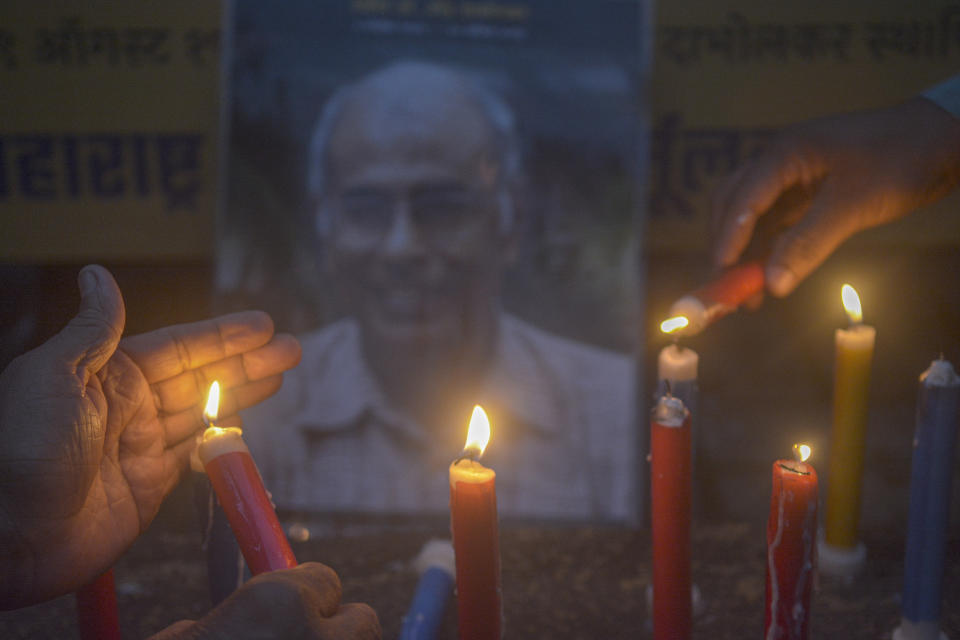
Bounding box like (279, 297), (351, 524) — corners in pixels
(1, 0), (959, 549)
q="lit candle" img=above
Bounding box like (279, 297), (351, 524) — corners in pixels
(658, 317), (698, 384)
(650, 393), (692, 640)
(75, 569), (121, 640)
(198, 381), (297, 575)
(400, 539), (456, 640)
(893, 358), (960, 640)
(657, 317), (699, 416)
(821, 284), (875, 573)
(765, 444), (819, 640)
(666, 260), (765, 336)
(449, 406), (501, 640)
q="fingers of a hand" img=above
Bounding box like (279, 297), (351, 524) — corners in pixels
(320, 603), (382, 640)
(766, 190), (857, 297)
(709, 166), (745, 243)
(155, 373), (283, 420)
(149, 335), (298, 414)
(145, 619), (198, 640)
(243, 562), (343, 620)
(47, 265), (126, 380)
(121, 311), (275, 384)
(161, 402), (247, 450)
(290, 562), (344, 619)
(715, 150), (806, 267)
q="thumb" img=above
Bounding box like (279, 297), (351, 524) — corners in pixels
(765, 187), (858, 297)
(47, 265), (126, 382)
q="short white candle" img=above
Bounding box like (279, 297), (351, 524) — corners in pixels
(658, 343), (699, 385)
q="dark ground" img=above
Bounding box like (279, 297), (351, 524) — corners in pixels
(2, 512), (958, 639)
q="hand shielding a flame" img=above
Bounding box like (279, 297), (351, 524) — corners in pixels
(0, 265), (302, 608)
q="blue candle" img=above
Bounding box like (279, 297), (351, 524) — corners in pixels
(400, 539), (455, 640)
(896, 358), (960, 640)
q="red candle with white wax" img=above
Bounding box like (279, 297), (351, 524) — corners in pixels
(650, 393), (692, 640)
(765, 444), (819, 640)
(449, 406), (502, 640)
(199, 381), (297, 575)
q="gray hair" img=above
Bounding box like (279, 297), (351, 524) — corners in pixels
(307, 62), (522, 237)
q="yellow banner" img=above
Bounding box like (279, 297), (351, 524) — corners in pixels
(650, 0), (960, 251)
(0, 1), (223, 261)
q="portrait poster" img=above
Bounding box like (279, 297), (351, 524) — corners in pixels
(218, 0), (650, 523)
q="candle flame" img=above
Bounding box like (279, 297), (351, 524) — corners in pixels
(204, 381), (220, 422)
(463, 405), (491, 457)
(660, 315), (689, 334)
(793, 443), (812, 463)
(841, 284), (862, 323)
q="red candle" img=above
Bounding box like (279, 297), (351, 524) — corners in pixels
(199, 382), (296, 576)
(75, 568), (121, 640)
(650, 394), (692, 640)
(449, 406), (501, 640)
(765, 445), (819, 640)
(666, 260), (765, 335)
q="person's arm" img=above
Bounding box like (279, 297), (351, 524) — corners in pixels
(148, 563), (380, 640)
(0, 265), (301, 608)
(712, 81), (960, 297)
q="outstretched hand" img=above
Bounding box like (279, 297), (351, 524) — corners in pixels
(0, 265), (301, 608)
(712, 97), (960, 296)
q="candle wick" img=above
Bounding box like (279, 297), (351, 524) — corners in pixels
(455, 447), (482, 465)
(664, 378), (673, 398)
(778, 462), (810, 476)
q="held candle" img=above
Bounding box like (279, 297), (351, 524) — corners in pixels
(449, 406), (502, 640)
(665, 260), (764, 336)
(199, 382), (297, 576)
(765, 445), (819, 640)
(824, 285), (875, 554)
(650, 394), (692, 640)
(894, 358), (960, 640)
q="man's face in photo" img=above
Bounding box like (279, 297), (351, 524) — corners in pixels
(321, 67), (510, 384)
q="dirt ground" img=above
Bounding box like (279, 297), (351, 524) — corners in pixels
(2, 510), (958, 639)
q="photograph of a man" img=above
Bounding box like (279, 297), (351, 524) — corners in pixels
(239, 60), (639, 522)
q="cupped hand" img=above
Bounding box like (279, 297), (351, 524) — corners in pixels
(0, 265), (300, 608)
(712, 97), (960, 296)
(149, 563), (381, 640)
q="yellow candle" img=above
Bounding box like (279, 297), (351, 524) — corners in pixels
(824, 285), (876, 549)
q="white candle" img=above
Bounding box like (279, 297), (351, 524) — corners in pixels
(658, 344), (699, 385)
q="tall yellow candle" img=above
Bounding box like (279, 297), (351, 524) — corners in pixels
(824, 284), (875, 551)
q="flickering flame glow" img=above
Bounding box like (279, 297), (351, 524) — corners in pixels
(794, 443), (812, 463)
(841, 284), (862, 324)
(204, 381), (220, 422)
(463, 405), (491, 457)
(660, 315), (689, 334)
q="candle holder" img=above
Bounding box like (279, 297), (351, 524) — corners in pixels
(891, 620), (948, 640)
(816, 533), (866, 580)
